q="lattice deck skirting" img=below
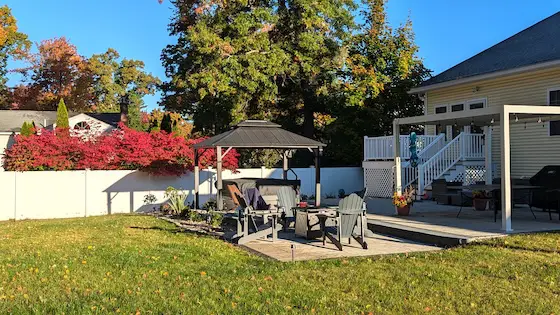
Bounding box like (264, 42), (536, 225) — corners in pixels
(364, 167), (394, 198)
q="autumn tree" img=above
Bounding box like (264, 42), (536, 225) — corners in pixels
(15, 37), (92, 111)
(147, 109), (193, 138)
(0, 5), (30, 108)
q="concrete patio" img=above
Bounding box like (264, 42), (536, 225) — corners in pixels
(366, 198), (560, 245)
(242, 229), (440, 262)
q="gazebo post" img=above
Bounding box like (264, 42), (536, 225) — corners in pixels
(500, 108), (512, 232)
(282, 150), (288, 180)
(194, 148), (200, 209)
(314, 147), (321, 207)
(216, 146), (223, 211)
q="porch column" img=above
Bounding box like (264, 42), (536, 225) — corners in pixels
(194, 149), (200, 209)
(393, 120), (402, 194)
(484, 126), (492, 184)
(500, 109), (512, 232)
(216, 146), (223, 211)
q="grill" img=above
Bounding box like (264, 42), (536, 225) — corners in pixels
(529, 165), (560, 209)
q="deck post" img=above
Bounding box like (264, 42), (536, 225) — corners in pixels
(500, 109), (512, 232)
(194, 149), (200, 209)
(393, 120), (402, 195)
(484, 126), (492, 184)
(216, 146), (223, 211)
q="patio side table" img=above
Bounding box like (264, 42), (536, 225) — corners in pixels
(295, 207), (335, 239)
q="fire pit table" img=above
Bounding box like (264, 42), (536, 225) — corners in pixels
(294, 207), (336, 239)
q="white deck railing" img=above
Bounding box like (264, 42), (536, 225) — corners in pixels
(418, 133), (462, 195)
(416, 133), (484, 194)
(363, 135), (440, 160)
(462, 133), (484, 159)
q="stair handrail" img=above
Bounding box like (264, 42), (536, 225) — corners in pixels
(417, 133), (446, 163)
(418, 133), (463, 195)
(398, 133), (446, 188)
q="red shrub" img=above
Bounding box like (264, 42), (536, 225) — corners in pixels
(3, 127), (239, 176)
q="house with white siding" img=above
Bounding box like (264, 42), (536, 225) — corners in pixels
(363, 11), (560, 200)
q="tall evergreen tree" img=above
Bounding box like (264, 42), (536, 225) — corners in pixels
(56, 99), (70, 129)
(20, 122), (33, 136)
(160, 113), (172, 133)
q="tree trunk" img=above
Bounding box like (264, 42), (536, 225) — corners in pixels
(300, 78), (315, 138)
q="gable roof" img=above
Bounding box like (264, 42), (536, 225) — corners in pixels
(193, 120), (326, 149)
(0, 110), (58, 132)
(81, 113), (121, 128)
(411, 11), (560, 93)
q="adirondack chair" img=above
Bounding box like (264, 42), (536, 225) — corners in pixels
(276, 186), (298, 231)
(232, 191), (281, 245)
(322, 194), (368, 251)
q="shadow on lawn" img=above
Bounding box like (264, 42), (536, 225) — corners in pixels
(470, 232), (560, 254)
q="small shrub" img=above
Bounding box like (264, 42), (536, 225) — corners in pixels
(188, 210), (202, 222)
(164, 186), (188, 215)
(202, 198), (217, 211)
(326, 192), (336, 199)
(143, 193), (157, 205)
(338, 189), (346, 198)
(300, 194), (308, 201)
(209, 211), (223, 228)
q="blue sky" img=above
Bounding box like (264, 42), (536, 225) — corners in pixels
(5, 0), (560, 111)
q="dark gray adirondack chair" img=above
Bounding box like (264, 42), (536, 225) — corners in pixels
(276, 186), (298, 230)
(232, 191), (280, 245)
(322, 193), (368, 251)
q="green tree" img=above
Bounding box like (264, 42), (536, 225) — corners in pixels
(0, 5), (31, 108)
(20, 121), (33, 136)
(89, 49), (160, 113)
(56, 99), (70, 129)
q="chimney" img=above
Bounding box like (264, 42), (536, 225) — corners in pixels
(119, 95), (129, 126)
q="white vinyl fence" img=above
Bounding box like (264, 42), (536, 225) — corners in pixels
(0, 167), (362, 221)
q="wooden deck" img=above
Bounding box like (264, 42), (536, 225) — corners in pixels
(241, 230), (440, 262)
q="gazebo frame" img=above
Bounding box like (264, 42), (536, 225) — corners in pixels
(192, 120), (326, 210)
(393, 105), (560, 232)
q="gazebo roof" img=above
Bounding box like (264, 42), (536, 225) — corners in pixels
(193, 120), (326, 149)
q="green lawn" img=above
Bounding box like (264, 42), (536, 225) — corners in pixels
(0, 215), (559, 314)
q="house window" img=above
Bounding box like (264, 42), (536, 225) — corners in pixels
(73, 121), (91, 130)
(451, 104), (464, 112)
(469, 102), (484, 110)
(435, 106), (447, 114)
(549, 89), (560, 136)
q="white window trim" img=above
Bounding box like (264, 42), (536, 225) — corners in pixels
(466, 97), (487, 110)
(434, 104), (448, 114)
(547, 87), (560, 136)
(450, 103), (465, 112)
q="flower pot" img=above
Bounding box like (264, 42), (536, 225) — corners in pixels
(396, 205), (411, 216)
(473, 199), (488, 211)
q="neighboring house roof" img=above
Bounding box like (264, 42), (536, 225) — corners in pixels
(0, 110), (121, 132)
(194, 120), (326, 149)
(0, 110), (58, 132)
(411, 11), (560, 93)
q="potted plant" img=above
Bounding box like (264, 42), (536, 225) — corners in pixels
(392, 186), (414, 216)
(472, 190), (489, 211)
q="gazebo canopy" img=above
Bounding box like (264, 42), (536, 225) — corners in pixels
(193, 120), (326, 149)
